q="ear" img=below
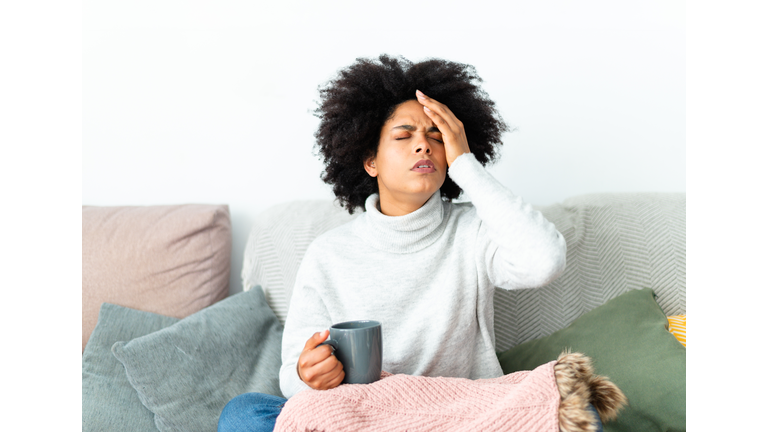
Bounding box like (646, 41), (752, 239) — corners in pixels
(364, 157), (378, 177)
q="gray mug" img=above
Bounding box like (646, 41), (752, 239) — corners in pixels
(319, 320), (382, 385)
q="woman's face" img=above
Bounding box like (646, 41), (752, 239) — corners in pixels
(364, 99), (448, 216)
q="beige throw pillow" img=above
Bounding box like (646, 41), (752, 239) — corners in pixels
(82, 204), (231, 352)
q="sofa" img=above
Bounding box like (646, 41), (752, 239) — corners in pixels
(82, 192), (686, 432)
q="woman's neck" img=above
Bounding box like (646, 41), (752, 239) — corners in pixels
(377, 193), (432, 216)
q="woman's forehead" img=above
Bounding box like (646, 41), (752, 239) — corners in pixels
(386, 100), (434, 127)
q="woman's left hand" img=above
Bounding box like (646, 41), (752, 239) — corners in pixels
(416, 89), (470, 167)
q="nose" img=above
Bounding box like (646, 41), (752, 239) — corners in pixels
(414, 134), (432, 155)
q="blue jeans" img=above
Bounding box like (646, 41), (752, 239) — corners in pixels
(218, 392), (603, 432)
(588, 403), (604, 432)
(218, 393), (286, 432)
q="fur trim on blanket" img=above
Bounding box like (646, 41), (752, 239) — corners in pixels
(555, 350), (627, 432)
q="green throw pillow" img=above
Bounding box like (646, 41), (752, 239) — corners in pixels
(111, 287), (283, 432)
(497, 288), (685, 432)
(82, 303), (179, 432)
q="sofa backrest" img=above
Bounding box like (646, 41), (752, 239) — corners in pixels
(242, 193), (685, 351)
(492, 193), (685, 350)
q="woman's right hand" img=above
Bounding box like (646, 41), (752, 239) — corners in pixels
(297, 330), (345, 390)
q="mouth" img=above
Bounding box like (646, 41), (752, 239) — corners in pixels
(411, 159), (436, 173)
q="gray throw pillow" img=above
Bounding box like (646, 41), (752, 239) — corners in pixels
(112, 287), (283, 432)
(83, 303), (179, 432)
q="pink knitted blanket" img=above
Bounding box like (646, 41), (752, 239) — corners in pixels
(274, 361), (560, 432)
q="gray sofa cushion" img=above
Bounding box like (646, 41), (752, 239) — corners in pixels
(82, 303), (179, 432)
(111, 287), (283, 432)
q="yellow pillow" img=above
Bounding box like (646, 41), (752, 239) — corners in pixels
(667, 314), (686, 347)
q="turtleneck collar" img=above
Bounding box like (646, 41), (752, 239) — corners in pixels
(353, 191), (450, 253)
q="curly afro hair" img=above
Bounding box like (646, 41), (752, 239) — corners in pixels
(314, 54), (509, 214)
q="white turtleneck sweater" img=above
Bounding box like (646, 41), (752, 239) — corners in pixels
(279, 153), (567, 399)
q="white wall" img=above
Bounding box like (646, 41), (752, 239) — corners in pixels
(83, 0), (685, 294)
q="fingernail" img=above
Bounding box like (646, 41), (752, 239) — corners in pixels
(416, 90), (425, 99)
(423, 106), (431, 113)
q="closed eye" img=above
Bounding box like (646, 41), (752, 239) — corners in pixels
(393, 133), (441, 142)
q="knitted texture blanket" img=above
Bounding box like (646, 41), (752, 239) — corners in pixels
(274, 361), (560, 432)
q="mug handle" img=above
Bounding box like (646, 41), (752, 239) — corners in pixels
(318, 339), (338, 354)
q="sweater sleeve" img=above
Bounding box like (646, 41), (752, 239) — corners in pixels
(279, 247), (334, 399)
(447, 153), (566, 290)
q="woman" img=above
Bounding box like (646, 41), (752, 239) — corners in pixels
(219, 54), (588, 431)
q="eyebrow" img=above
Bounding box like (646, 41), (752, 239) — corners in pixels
(391, 125), (441, 133)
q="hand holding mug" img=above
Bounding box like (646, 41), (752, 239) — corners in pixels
(297, 330), (345, 390)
